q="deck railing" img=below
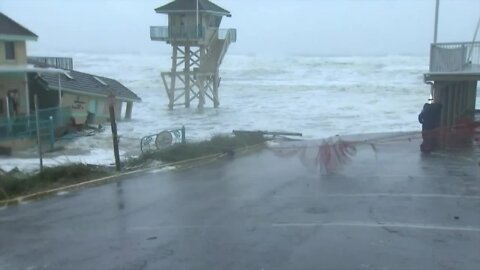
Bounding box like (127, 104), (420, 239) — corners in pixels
(218, 28), (237, 42)
(150, 26), (205, 41)
(150, 26), (237, 43)
(430, 42), (480, 72)
(28, 56), (74, 70)
(0, 107), (72, 140)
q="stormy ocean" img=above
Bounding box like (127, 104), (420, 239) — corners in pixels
(2, 52), (478, 170)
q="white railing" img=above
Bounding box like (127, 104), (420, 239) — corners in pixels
(430, 42), (480, 72)
(28, 56), (73, 70)
(150, 26), (205, 41)
(218, 28), (237, 42)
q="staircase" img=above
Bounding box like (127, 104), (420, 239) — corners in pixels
(200, 28), (236, 74)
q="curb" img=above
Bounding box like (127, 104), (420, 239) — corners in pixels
(0, 143), (266, 207)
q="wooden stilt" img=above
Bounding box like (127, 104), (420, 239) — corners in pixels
(168, 46), (178, 110)
(213, 70), (220, 108)
(185, 45), (191, 108)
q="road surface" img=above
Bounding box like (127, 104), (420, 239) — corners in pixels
(1, 133), (479, 270)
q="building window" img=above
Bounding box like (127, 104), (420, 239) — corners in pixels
(5, 42), (15, 60)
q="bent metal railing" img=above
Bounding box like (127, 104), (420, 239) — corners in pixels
(140, 126), (186, 153)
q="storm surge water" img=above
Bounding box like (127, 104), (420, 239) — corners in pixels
(4, 52), (472, 170)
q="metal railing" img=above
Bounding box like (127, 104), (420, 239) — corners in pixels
(430, 42), (480, 72)
(140, 126), (186, 153)
(0, 107), (72, 141)
(28, 56), (74, 70)
(218, 28), (237, 42)
(150, 26), (205, 41)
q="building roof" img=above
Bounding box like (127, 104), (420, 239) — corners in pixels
(0, 12), (38, 41)
(155, 0), (231, 17)
(36, 70), (141, 102)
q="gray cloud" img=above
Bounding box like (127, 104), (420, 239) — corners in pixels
(1, 0), (479, 56)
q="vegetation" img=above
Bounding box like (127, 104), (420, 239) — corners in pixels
(0, 164), (110, 201)
(0, 133), (266, 202)
(127, 133), (266, 166)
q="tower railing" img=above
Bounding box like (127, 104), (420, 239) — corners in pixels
(218, 28), (237, 42)
(430, 42), (480, 72)
(28, 57), (73, 70)
(150, 26), (205, 41)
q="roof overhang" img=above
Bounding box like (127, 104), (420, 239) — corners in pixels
(0, 65), (63, 74)
(155, 10), (231, 17)
(424, 72), (480, 82)
(47, 85), (141, 103)
(0, 34), (37, 41)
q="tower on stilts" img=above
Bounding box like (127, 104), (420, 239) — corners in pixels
(150, 0), (236, 110)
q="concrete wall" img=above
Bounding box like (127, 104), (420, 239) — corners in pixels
(0, 74), (27, 117)
(0, 41), (28, 65)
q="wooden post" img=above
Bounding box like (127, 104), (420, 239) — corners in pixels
(49, 116), (55, 152)
(25, 74), (30, 117)
(109, 94), (121, 171)
(169, 46), (178, 110)
(213, 69), (220, 108)
(58, 73), (63, 107)
(5, 96), (11, 134)
(198, 46), (206, 111)
(125, 101), (133, 120)
(185, 45), (191, 108)
(34, 95), (43, 172)
(181, 125), (186, 144)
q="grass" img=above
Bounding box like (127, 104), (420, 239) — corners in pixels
(0, 133), (267, 202)
(0, 164), (110, 201)
(128, 133), (267, 166)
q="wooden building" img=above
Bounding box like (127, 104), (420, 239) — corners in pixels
(0, 13), (141, 152)
(0, 12), (39, 120)
(150, 0), (236, 110)
(29, 58), (141, 125)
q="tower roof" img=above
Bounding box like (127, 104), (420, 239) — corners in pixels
(0, 12), (38, 41)
(155, 0), (231, 17)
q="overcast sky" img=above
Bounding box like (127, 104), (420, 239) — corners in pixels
(1, 0), (479, 56)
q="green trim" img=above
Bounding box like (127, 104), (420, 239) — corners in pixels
(0, 34), (37, 41)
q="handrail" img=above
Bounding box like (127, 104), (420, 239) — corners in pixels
(430, 41), (480, 72)
(140, 126), (186, 153)
(150, 26), (205, 40)
(432, 41), (480, 46)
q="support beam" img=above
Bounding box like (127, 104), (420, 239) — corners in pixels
(24, 74), (30, 116)
(125, 101), (133, 120)
(169, 45), (178, 110)
(185, 45), (191, 108)
(213, 70), (220, 108)
(197, 46), (206, 111)
(58, 73), (63, 107)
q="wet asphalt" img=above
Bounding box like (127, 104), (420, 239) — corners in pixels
(0, 133), (479, 270)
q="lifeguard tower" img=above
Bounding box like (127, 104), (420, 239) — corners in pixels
(150, 0), (236, 110)
(424, 0), (480, 127)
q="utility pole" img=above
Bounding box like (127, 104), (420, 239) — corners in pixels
(434, 0), (440, 43)
(109, 94), (121, 171)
